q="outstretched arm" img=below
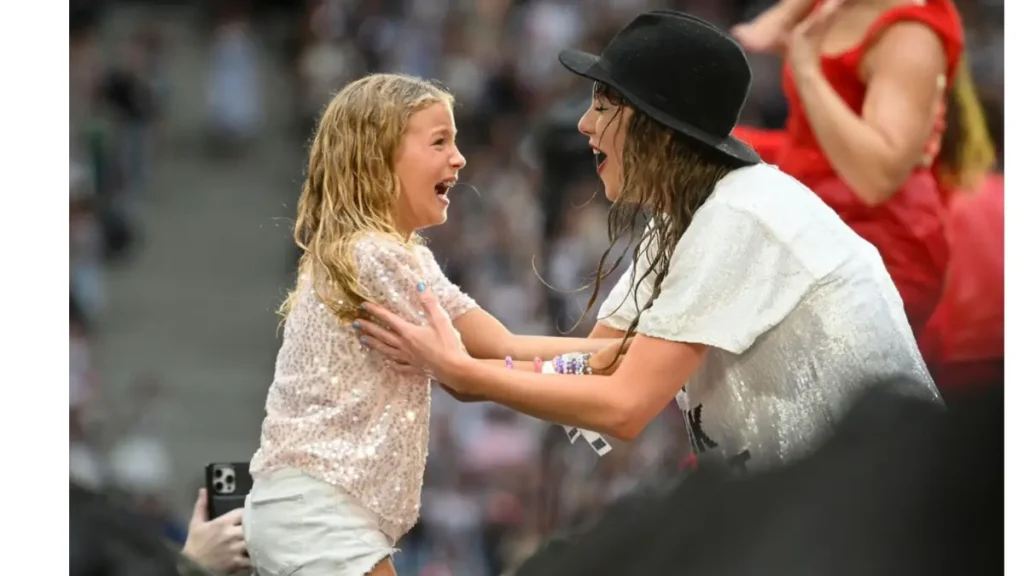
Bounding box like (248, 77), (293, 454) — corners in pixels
(358, 287), (705, 440)
(420, 248), (620, 360)
(452, 307), (622, 360)
(446, 334), (706, 440)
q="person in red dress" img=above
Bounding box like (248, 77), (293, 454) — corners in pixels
(920, 60), (1002, 393)
(922, 174), (1003, 393)
(730, 0), (979, 339)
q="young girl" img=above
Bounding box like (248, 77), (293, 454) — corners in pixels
(244, 73), (617, 576)
(356, 12), (940, 475)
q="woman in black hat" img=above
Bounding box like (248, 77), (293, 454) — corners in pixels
(354, 11), (939, 471)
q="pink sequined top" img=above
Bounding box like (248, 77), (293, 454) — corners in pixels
(249, 233), (477, 541)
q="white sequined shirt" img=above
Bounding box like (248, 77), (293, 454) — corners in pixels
(599, 163), (940, 471)
(250, 234), (477, 541)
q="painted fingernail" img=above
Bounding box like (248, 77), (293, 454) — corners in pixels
(416, 281), (427, 293)
(359, 303), (367, 310)
(360, 337), (368, 346)
(352, 321), (361, 330)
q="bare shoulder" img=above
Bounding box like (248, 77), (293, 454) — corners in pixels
(862, 21), (947, 80)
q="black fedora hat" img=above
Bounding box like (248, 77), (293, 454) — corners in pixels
(559, 10), (760, 165)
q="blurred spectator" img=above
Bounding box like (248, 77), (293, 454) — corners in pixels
(70, 162), (106, 325)
(109, 435), (186, 544)
(206, 2), (264, 149)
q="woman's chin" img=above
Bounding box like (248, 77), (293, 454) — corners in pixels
(603, 186), (621, 202)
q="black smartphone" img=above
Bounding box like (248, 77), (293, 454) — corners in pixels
(204, 462), (253, 519)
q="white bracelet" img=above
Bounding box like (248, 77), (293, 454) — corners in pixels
(546, 359), (611, 455)
(544, 361), (582, 443)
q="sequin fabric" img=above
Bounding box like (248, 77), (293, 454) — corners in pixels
(250, 234), (478, 541)
(599, 164), (940, 471)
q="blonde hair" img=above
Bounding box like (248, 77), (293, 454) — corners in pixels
(279, 73), (455, 323)
(937, 54), (997, 192)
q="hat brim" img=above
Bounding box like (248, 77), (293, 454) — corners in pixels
(557, 48), (760, 166)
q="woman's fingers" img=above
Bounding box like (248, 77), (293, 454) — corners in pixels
(413, 283), (449, 332)
(799, 0), (846, 37)
(354, 319), (403, 349)
(359, 333), (409, 362)
(394, 364), (424, 376)
(354, 319), (423, 367)
(362, 301), (414, 336)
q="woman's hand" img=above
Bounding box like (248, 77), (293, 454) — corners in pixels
(786, 0), (846, 74)
(589, 337), (633, 376)
(732, 4), (799, 54)
(354, 282), (471, 386)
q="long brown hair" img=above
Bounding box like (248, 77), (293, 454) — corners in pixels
(582, 83), (745, 358)
(279, 74), (454, 324)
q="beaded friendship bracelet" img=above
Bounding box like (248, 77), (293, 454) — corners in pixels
(550, 353), (611, 457)
(552, 353), (594, 376)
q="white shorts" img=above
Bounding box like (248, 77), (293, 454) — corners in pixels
(243, 467), (396, 576)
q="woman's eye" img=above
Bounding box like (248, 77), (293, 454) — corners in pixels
(595, 106), (608, 113)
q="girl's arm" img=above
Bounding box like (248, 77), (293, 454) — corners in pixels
(420, 248), (620, 360)
(452, 308), (621, 360)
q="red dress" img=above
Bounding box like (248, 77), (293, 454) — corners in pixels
(920, 174), (1005, 391)
(733, 0), (965, 337)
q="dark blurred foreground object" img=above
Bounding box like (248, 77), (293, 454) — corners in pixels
(518, 383), (1002, 576)
(71, 483), (217, 576)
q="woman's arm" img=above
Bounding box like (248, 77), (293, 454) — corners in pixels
(440, 347), (628, 403)
(453, 308), (621, 360)
(790, 22), (947, 205)
(589, 322), (627, 339)
(446, 335), (707, 441)
(438, 356), (544, 403)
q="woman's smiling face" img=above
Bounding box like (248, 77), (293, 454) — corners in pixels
(577, 86), (633, 202)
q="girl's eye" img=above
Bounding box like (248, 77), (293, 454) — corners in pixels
(433, 139), (445, 146)
(595, 106), (608, 113)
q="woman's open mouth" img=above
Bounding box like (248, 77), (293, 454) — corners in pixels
(593, 149), (608, 173)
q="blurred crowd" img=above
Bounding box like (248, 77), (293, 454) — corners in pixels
(70, 8), (191, 563)
(69, 1), (1005, 575)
